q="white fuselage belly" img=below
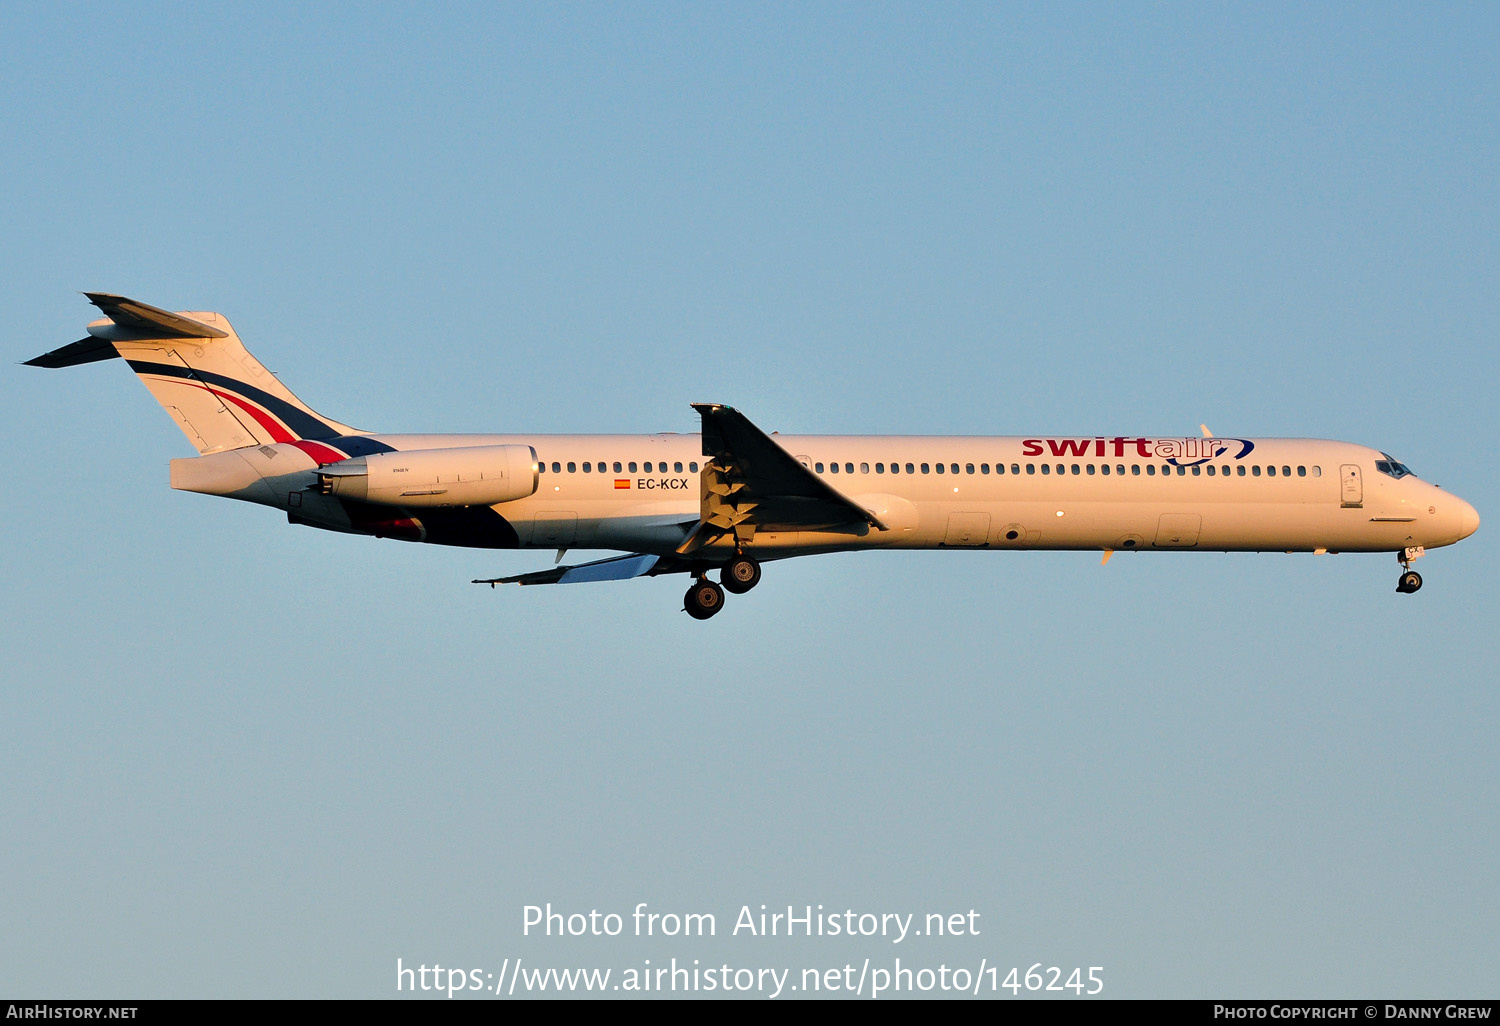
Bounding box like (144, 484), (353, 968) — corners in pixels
(353, 433), (1472, 557)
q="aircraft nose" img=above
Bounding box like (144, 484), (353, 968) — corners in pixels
(1459, 500), (1480, 540)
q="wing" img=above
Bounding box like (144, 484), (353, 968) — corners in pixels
(475, 553), (664, 587)
(682, 403), (887, 553)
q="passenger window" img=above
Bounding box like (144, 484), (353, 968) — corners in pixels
(567, 462), (576, 473)
(1298, 466), (1306, 477)
(921, 463), (930, 474)
(628, 462), (637, 473)
(1147, 465), (1156, 476)
(1041, 464), (1051, 475)
(876, 463), (885, 474)
(815, 462), (824, 473)
(1206, 465), (1214, 476)
(935, 463), (945, 474)
(860, 462), (869, 474)
(846, 463), (855, 474)
(1282, 466), (1291, 477)
(1191, 466), (1200, 476)
(1071, 464), (1080, 475)
(1025, 464), (1034, 475)
(981, 463), (990, 474)
(690, 462), (699, 473)
(966, 463), (975, 475)
(1132, 465), (1141, 475)
(907, 463), (916, 475)
(1267, 466), (1276, 477)
(1312, 466), (1321, 477)
(830, 462), (840, 474)
(549, 462), (558, 473)
(889, 463), (899, 475)
(1252, 465), (1261, 477)
(675, 462), (683, 473)
(1117, 465), (1125, 475)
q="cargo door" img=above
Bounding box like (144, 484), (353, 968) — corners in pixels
(1154, 513), (1202, 548)
(533, 512), (577, 547)
(944, 512), (991, 546)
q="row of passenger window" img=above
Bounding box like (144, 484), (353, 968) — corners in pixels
(539, 460), (700, 474)
(537, 457), (1324, 479)
(813, 461), (1323, 478)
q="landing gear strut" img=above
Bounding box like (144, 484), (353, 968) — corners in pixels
(684, 577), (726, 620)
(721, 554), (761, 594)
(1396, 546), (1425, 594)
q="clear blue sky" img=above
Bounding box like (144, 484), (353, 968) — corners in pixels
(2, 1), (1496, 999)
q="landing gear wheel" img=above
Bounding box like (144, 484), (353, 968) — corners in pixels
(684, 579), (726, 619)
(721, 555), (761, 594)
(1397, 570), (1423, 594)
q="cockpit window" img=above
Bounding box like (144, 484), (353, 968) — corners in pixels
(1375, 453), (1414, 479)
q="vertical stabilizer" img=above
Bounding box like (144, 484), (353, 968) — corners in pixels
(27, 293), (359, 454)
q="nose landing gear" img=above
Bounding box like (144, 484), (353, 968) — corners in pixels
(1396, 546), (1425, 594)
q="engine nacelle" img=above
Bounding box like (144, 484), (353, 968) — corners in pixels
(316, 444), (538, 508)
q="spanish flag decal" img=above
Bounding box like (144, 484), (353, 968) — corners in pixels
(614, 479), (631, 489)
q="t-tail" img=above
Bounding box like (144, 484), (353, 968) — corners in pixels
(27, 292), (357, 454)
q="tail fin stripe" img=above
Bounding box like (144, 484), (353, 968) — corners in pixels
(208, 386), (297, 444)
(288, 440), (350, 465)
(329, 436), (398, 458)
(125, 360), (342, 441)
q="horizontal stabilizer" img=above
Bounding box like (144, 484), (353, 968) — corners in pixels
(83, 292), (228, 339)
(475, 553), (661, 587)
(24, 337), (121, 368)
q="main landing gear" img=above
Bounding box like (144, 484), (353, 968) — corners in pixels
(1396, 546), (1424, 594)
(721, 554), (761, 594)
(682, 554), (762, 619)
(684, 578), (725, 620)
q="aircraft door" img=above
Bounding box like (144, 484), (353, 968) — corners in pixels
(1340, 465), (1363, 508)
(533, 512), (577, 547)
(1154, 513), (1202, 547)
(943, 512), (990, 546)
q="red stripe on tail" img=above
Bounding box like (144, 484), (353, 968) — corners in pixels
(288, 440), (349, 465)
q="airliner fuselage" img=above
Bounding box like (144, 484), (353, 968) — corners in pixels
(198, 431), (1475, 558)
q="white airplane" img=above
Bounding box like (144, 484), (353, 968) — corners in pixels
(29, 294), (1480, 618)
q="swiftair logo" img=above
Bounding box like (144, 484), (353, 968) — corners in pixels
(1020, 437), (1255, 466)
